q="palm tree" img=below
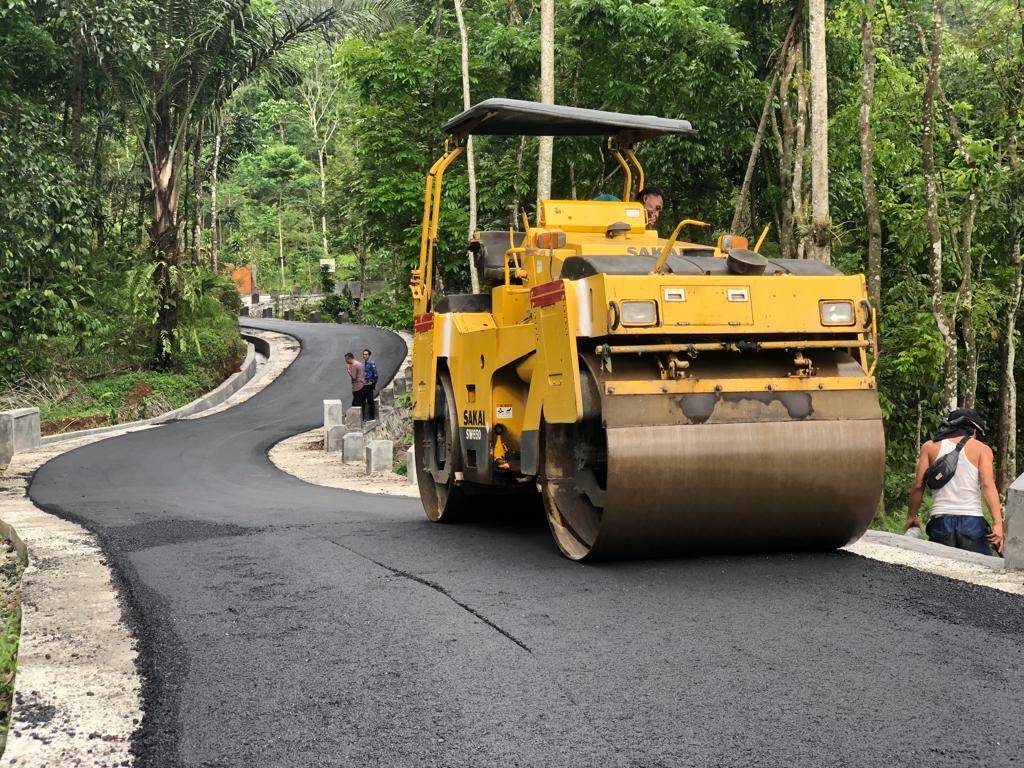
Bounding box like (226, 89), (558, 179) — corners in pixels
(113, 0), (405, 367)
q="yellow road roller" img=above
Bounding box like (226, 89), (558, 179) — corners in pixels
(410, 99), (885, 560)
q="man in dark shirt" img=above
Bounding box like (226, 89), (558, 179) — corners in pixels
(362, 348), (378, 421)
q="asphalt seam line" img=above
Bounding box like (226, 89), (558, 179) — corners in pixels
(327, 538), (533, 654)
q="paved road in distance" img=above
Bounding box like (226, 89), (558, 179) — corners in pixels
(28, 319), (1024, 767)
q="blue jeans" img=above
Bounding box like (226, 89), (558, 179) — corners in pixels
(926, 515), (993, 555)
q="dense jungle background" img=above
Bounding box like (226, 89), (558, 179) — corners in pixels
(0, 0), (1021, 525)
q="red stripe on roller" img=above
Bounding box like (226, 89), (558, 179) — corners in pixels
(414, 313), (434, 333)
(531, 280), (565, 308)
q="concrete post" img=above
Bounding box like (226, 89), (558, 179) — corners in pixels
(342, 432), (364, 464)
(324, 426), (346, 453)
(0, 408), (41, 466)
(251, 292), (260, 304)
(262, 307), (273, 318)
(404, 367), (414, 389)
(308, 311), (320, 323)
(379, 386), (395, 409)
(1005, 473), (1024, 570)
(323, 400), (345, 453)
(323, 399), (344, 427)
(365, 439), (393, 474)
(406, 445), (416, 484)
(240, 306), (250, 317)
(284, 309), (295, 321)
(345, 407), (362, 430)
(392, 376), (406, 396)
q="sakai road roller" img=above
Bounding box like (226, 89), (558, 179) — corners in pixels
(410, 99), (885, 560)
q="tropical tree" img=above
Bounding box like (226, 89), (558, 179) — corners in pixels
(108, 0), (405, 367)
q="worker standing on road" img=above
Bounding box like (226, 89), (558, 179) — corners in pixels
(362, 348), (378, 421)
(904, 407), (1004, 555)
(344, 352), (367, 421)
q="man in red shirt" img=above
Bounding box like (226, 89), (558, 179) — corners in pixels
(344, 352), (367, 420)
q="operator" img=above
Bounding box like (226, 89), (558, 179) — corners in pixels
(904, 407), (1004, 555)
(344, 352), (367, 421)
(362, 348), (378, 421)
(636, 185), (665, 229)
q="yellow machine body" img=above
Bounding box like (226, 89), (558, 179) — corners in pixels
(410, 100), (884, 560)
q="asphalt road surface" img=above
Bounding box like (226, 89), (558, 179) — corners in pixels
(29, 320), (1024, 767)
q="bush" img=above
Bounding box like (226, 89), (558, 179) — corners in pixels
(318, 292), (349, 321)
(171, 323), (245, 388)
(355, 288), (411, 330)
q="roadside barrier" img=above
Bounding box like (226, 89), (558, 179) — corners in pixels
(0, 408), (41, 467)
(1007, 473), (1024, 570)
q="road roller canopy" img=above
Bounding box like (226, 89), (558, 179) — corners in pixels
(441, 99), (696, 141)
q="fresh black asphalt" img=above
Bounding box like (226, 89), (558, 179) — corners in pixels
(28, 319), (1024, 767)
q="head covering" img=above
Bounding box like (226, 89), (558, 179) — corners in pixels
(932, 407), (987, 441)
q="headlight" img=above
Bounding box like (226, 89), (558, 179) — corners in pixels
(620, 300), (658, 326)
(820, 300), (855, 326)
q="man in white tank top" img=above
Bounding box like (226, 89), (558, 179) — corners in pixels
(904, 408), (1004, 555)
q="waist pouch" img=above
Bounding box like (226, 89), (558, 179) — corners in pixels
(924, 435), (971, 490)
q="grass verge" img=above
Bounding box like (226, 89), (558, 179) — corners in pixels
(0, 533), (26, 757)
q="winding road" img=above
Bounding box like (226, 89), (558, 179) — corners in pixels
(28, 320), (1024, 767)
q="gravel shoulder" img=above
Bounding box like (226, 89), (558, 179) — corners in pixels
(268, 428), (418, 498)
(0, 330), (295, 767)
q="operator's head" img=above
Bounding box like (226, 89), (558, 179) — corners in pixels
(362, 348), (372, 360)
(636, 185), (665, 227)
(344, 352), (355, 362)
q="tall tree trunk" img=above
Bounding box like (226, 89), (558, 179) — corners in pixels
(92, 108), (107, 249)
(731, 69), (781, 235)
(318, 147), (330, 263)
(997, 230), (1022, 496)
(939, 85), (982, 408)
(996, 108), (1021, 495)
(454, 0), (480, 292)
(792, 41), (808, 259)
(191, 126), (203, 266)
(808, 0), (831, 263)
(732, 14), (799, 235)
(958, 189), (979, 406)
(210, 125), (221, 272)
(70, 44), (84, 171)
(536, 0), (555, 208)
(859, 0), (883, 317)
(922, 0), (957, 411)
(278, 201), (286, 290)
(150, 97), (181, 370)
(777, 37), (799, 259)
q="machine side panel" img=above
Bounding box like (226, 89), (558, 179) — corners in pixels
(531, 281), (582, 424)
(411, 313), (437, 419)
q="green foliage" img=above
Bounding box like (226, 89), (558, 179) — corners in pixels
(0, 598), (22, 754)
(319, 265), (336, 294)
(318, 292), (350, 321)
(355, 288), (412, 330)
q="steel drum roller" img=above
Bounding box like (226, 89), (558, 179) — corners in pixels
(543, 364), (886, 561)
